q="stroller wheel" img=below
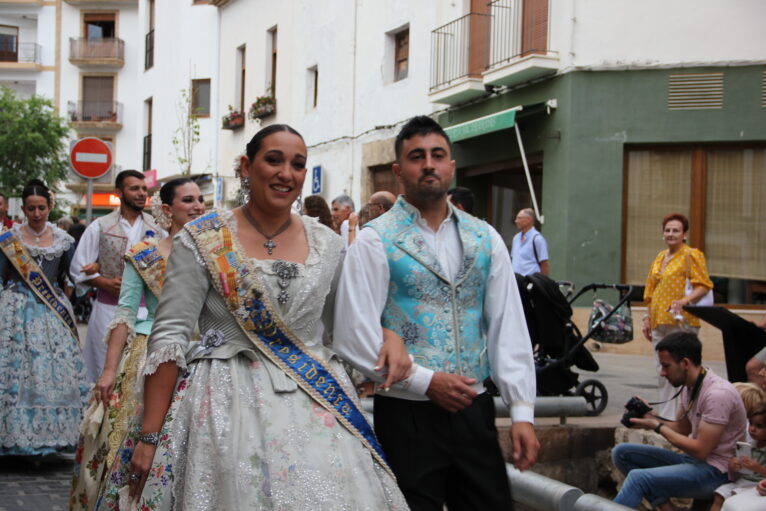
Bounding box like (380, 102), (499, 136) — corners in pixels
(575, 379), (608, 416)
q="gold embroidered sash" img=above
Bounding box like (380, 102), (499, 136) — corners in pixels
(0, 229), (79, 341)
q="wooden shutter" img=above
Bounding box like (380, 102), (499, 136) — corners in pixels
(521, 0), (548, 56)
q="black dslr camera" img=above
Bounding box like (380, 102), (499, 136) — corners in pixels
(621, 397), (653, 428)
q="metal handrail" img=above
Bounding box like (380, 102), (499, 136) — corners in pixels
(507, 465), (634, 511)
(69, 37), (125, 60)
(68, 101), (124, 123)
(0, 42), (41, 64)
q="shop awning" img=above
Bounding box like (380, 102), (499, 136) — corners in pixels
(442, 99), (557, 224)
(444, 106), (521, 143)
(443, 100), (556, 143)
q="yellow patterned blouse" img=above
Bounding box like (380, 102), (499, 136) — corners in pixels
(644, 244), (713, 329)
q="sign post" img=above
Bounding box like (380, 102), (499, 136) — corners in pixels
(69, 137), (113, 224)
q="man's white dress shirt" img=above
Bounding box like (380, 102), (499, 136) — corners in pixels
(334, 206), (536, 423)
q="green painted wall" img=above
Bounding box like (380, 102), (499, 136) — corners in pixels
(439, 66), (766, 289)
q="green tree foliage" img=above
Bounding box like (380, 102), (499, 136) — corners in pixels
(0, 86), (71, 195)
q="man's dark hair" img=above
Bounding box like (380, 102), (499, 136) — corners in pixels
(448, 186), (474, 215)
(655, 331), (702, 366)
(0, 192), (6, 202)
(395, 115), (451, 160)
(115, 170), (145, 190)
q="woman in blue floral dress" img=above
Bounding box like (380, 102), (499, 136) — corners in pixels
(0, 180), (89, 456)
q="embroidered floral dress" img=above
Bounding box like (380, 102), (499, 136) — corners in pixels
(0, 223), (89, 455)
(70, 240), (164, 511)
(95, 211), (408, 511)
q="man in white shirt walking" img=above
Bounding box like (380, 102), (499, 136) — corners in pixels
(70, 170), (161, 382)
(334, 116), (539, 511)
(511, 208), (549, 276)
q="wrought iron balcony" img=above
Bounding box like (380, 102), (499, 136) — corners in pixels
(430, 12), (490, 94)
(69, 38), (125, 67)
(484, 0), (558, 87)
(429, 1), (557, 104)
(68, 101), (124, 132)
(0, 42), (42, 65)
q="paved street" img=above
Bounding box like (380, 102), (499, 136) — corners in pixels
(0, 456), (72, 511)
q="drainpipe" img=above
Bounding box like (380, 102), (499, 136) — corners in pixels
(348, 0), (358, 199)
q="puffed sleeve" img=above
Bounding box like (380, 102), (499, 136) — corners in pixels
(643, 252), (663, 302)
(688, 248), (713, 290)
(103, 262), (144, 343)
(143, 232), (210, 375)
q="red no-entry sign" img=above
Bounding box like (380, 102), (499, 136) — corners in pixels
(70, 137), (112, 179)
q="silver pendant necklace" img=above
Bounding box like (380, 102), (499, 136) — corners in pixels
(25, 223), (48, 244)
(241, 206), (292, 256)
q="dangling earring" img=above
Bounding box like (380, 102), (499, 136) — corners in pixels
(150, 192), (172, 231)
(238, 176), (251, 206)
(294, 192), (303, 212)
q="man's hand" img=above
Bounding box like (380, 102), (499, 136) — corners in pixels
(96, 276), (122, 298)
(510, 422), (540, 471)
(757, 479), (766, 496)
(425, 372), (477, 412)
(82, 262), (100, 275)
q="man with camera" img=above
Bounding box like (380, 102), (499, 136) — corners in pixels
(612, 331), (747, 509)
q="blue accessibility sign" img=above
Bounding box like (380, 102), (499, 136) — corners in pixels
(312, 166), (322, 194)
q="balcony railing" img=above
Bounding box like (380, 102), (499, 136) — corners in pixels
(429, 13), (490, 92)
(68, 100), (123, 124)
(430, 1), (553, 93)
(69, 37), (125, 62)
(145, 30), (154, 70)
(488, 0), (551, 68)
(143, 134), (152, 171)
(0, 42), (42, 65)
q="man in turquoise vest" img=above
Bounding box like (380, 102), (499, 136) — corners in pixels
(334, 116), (539, 510)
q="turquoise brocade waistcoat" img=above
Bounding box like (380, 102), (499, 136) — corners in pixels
(367, 198), (493, 380)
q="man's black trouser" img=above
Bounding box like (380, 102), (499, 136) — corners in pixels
(374, 393), (513, 511)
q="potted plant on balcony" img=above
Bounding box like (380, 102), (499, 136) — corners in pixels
(248, 87), (276, 120)
(222, 105), (245, 130)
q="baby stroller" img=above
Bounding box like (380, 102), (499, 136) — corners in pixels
(515, 273), (632, 416)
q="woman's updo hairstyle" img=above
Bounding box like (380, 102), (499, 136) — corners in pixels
(22, 179), (52, 206)
(159, 177), (195, 205)
(245, 124), (304, 160)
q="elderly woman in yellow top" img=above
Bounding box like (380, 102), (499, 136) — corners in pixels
(642, 212), (714, 418)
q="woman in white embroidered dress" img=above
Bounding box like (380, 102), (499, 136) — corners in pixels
(96, 125), (410, 510)
(0, 180), (89, 456)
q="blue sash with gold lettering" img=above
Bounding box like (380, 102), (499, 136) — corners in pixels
(0, 229), (79, 341)
(184, 211), (393, 477)
(125, 240), (165, 300)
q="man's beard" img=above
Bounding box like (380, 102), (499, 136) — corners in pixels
(123, 198), (145, 213)
(403, 177), (448, 204)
